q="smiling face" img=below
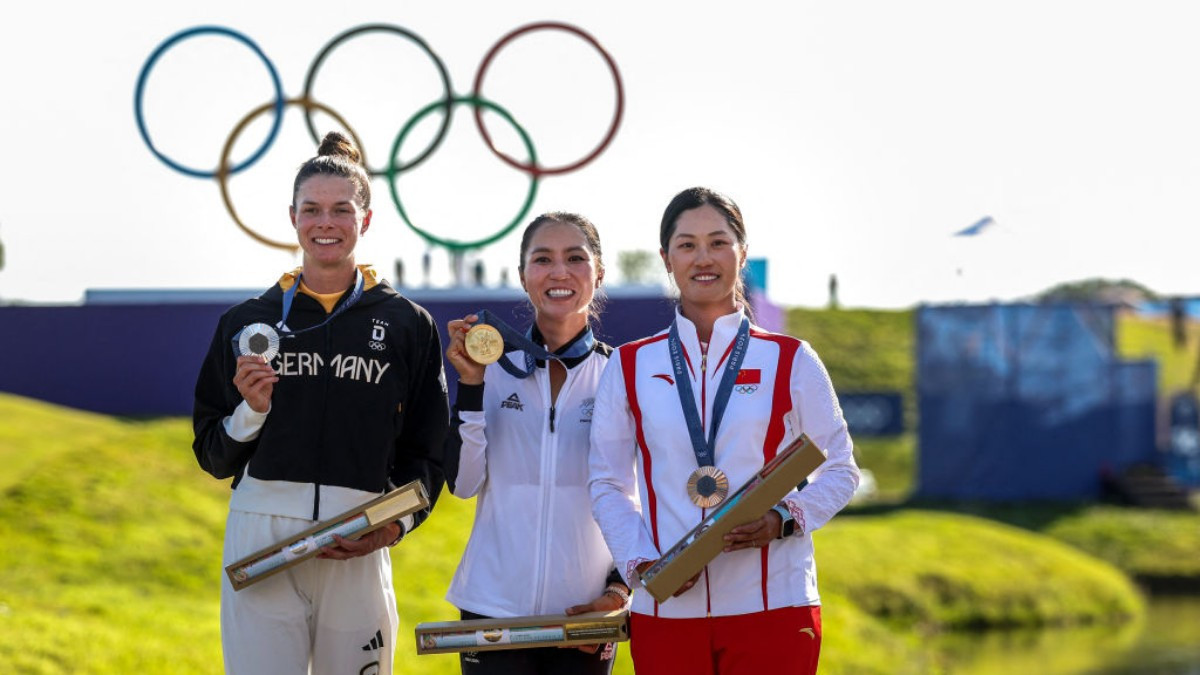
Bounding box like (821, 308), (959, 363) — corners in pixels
(661, 204), (747, 312)
(289, 174), (371, 271)
(519, 220), (602, 332)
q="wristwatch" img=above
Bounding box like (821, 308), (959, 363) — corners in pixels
(771, 503), (798, 539)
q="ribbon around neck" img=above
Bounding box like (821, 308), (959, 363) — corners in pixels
(473, 309), (594, 379)
(667, 316), (751, 469)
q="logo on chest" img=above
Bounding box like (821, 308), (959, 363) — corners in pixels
(734, 368), (761, 395)
(368, 318), (389, 352)
(501, 393), (525, 411)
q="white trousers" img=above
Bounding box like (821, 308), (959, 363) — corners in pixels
(221, 509), (399, 675)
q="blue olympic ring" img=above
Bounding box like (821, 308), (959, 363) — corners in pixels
(134, 26), (285, 179)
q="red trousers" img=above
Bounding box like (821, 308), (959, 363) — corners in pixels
(630, 606), (821, 675)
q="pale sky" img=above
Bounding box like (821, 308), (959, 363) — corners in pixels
(1, 1), (1197, 309)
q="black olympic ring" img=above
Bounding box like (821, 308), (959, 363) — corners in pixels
(301, 24), (453, 178)
(135, 22), (624, 252)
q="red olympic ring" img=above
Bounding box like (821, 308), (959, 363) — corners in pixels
(472, 22), (624, 177)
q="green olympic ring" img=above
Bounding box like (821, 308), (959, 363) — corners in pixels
(388, 95), (538, 252)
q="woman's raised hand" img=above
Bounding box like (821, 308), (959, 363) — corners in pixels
(445, 314), (486, 385)
(233, 354), (278, 413)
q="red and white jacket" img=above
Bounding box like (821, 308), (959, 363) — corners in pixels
(588, 308), (860, 618)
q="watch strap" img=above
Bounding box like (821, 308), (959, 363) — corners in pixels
(771, 503), (796, 539)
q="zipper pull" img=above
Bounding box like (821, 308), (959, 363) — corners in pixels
(549, 406), (556, 432)
(701, 353), (707, 375)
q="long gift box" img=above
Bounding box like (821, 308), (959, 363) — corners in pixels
(225, 480), (429, 591)
(415, 610), (629, 654)
(640, 434), (827, 603)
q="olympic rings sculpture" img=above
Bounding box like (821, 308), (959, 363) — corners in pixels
(134, 22), (624, 253)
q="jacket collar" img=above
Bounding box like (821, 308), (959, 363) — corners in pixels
(530, 323), (596, 370)
(671, 305), (749, 377)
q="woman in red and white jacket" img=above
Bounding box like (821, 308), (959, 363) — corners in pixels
(588, 187), (860, 674)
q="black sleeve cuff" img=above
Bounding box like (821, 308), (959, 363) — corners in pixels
(455, 382), (485, 411)
(605, 567), (626, 587)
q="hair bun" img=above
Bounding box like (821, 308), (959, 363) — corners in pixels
(316, 131), (362, 165)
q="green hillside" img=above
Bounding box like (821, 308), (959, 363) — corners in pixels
(0, 393), (1156, 674)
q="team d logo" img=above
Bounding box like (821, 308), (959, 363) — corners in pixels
(368, 321), (388, 352)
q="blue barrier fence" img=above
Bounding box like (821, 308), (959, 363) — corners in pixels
(916, 303), (1158, 501)
(0, 287), (677, 416)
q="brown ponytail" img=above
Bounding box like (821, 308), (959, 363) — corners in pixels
(292, 131), (371, 209)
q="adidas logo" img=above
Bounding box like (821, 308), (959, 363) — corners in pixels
(362, 629), (385, 652)
(501, 393), (525, 411)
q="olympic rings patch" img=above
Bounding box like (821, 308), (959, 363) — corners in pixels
(734, 384), (759, 395)
(134, 22), (624, 253)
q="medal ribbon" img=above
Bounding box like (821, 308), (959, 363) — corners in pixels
(277, 268), (365, 336)
(474, 309), (595, 379)
(668, 315), (751, 470)
(233, 269), (366, 355)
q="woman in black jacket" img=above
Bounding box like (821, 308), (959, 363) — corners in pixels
(192, 132), (448, 675)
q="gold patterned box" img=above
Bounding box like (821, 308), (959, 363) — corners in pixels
(225, 480), (429, 591)
(641, 434), (827, 603)
(415, 610), (629, 654)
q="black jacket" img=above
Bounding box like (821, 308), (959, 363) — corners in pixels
(193, 277), (448, 526)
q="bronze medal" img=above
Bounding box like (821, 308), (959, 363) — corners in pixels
(686, 466), (729, 508)
(464, 323), (504, 365)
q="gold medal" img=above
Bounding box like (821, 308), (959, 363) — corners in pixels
(464, 323), (504, 365)
(686, 466), (729, 508)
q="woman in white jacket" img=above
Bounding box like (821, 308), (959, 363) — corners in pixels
(442, 212), (629, 674)
(589, 187), (860, 674)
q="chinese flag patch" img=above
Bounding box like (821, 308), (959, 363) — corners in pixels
(735, 369), (761, 385)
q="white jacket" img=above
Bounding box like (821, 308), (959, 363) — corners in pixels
(446, 340), (616, 618)
(589, 309), (860, 618)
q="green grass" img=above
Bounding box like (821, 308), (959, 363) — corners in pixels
(1042, 506), (1200, 580)
(853, 433), (917, 501)
(0, 399), (227, 673)
(788, 308), (916, 426)
(820, 510), (1144, 631)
